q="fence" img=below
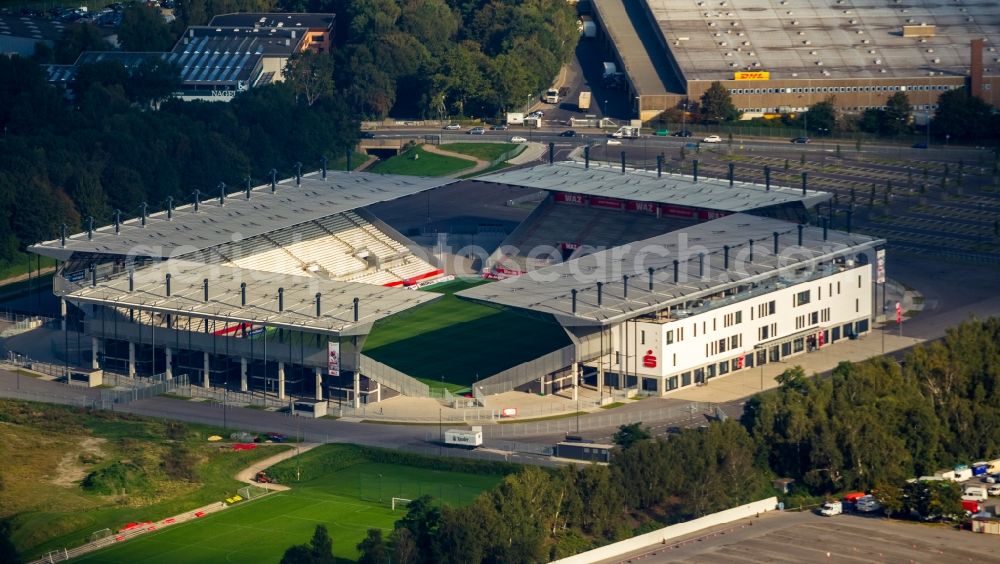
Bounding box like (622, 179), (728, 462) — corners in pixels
(4, 352), (69, 378)
(97, 373), (189, 409)
(489, 144), (527, 167)
(482, 401), (714, 439)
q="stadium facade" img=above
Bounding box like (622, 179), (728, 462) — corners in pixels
(30, 169), (454, 406)
(30, 162), (884, 404)
(589, 0), (1000, 120)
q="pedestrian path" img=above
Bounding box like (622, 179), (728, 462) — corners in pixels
(421, 144), (490, 177)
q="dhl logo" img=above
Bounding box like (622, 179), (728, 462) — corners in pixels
(734, 71), (770, 81)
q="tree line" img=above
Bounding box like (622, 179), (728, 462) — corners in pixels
(339, 318), (999, 562)
(693, 80), (1000, 143)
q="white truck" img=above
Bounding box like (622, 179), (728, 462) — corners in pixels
(444, 427), (483, 449)
(506, 112), (525, 125)
(580, 16), (597, 38)
(577, 91), (591, 112)
(963, 485), (989, 501)
(818, 500), (843, 516)
(544, 88), (560, 104)
(610, 126), (640, 139)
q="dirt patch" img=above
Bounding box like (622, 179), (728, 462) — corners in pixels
(51, 437), (107, 487)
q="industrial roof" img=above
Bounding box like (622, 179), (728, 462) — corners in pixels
(457, 214), (883, 326)
(475, 161), (830, 212)
(592, 0), (682, 96)
(0, 13), (72, 43)
(66, 260), (440, 335)
(30, 172), (456, 261)
(647, 0), (1000, 81)
(209, 13), (335, 30)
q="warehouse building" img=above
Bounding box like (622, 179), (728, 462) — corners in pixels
(590, 0), (1000, 120)
(43, 12), (334, 101)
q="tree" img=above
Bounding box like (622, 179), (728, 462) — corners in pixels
(874, 482), (905, 517)
(612, 422), (651, 449)
(699, 82), (739, 123)
(804, 97), (836, 135)
(118, 4), (176, 51)
(882, 92), (911, 136)
(356, 528), (387, 564)
(280, 524), (335, 564)
(285, 51), (335, 107)
(0, 520), (19, 564)
(933, 87), (997, 142)
(54, 22), (110, 64)
(390, 526), (419, 564)
(126, 59), (182, 108)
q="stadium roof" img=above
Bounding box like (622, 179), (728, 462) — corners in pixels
(208, 13), (335, 31)
(647, 0), (1000, 81)
(475, 161), (830, 212)
(457, 214), (883, 326)
(30, 172), (456, 261)
(66, 260), (440, 336)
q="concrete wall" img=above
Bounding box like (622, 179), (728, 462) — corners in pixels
(551, 497), (779, 564)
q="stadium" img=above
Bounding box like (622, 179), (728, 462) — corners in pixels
(589, 0), (1000, 120)
(30, 157), (883, 406)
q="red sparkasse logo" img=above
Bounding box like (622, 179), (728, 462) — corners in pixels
(643, 350), (657, 368)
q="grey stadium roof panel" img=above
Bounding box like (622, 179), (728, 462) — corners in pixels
(647, 0), (1000, 81)
(30, 172), (456, 261)
(475, 161), (830, 212)
(457, 214), (883, 326)
(67, 260), (440, 335)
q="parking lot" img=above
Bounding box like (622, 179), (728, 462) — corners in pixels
(610, 510), (1000, 563)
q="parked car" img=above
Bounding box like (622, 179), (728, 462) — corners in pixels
(702, 135), (722, 143)
(266, 433), (288, 443)
(818, 500), (843, 516)
(469, 126), (486, 135)
(672, 130), (692, 137)
(489, 124), (508, 131)
(983, 473), (1000, 484)
(988, 484), (1000, 496)
(854, 495), (882, 513)
(791, 137), (811, 144)
(654, 129), (670, 136)
(510, 136), (527, 143)
(559, 130), (577, 137)
(443, 123), (461, 130)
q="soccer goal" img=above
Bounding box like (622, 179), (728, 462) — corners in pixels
(238, 484), (270, 500)
(88, 528), (112, 544)
(392, 497), (413, 511)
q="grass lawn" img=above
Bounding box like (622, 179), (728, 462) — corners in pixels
(440, 142), (520, 162)
(363, 280), (570, 391)
(0, 252), (56, 286)
(0, 400), (284, 560)
(328, 151), (370, 172)
(74, 444), (504, 564)
(368, 145), (474, 177)
(458, 161), (511, 179)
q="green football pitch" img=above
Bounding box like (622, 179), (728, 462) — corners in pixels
(73, 446), (502, 563)
(362, 279), (570, 391)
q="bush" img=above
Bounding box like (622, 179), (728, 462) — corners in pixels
(161, 444), (197, 481)
(81, 461), (150, 495)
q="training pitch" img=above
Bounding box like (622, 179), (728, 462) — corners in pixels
(363, 279), (570, 391)
(73, 446), (501, 563)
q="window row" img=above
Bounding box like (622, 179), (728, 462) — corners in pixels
(732, 84), (958, 96)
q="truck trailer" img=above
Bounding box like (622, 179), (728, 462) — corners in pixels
(577, 91), (591, 112)
(444, 427), (483, 449)
(580, 16), (596, 38)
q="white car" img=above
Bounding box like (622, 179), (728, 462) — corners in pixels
(510, 136), (527, 143)
(702, 135), (723, 143)
(606, 139), (622, 145)
(988, 484), (1000, 496)
(443, 124), (461, 130)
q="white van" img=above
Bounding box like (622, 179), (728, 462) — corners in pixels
(819, 501), (842, 516)
(964, 486), (989, 501)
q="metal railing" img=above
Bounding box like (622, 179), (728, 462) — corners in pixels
(482, 401), (714, 438)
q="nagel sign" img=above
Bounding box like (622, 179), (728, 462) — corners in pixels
(734, 71), (770, 80)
